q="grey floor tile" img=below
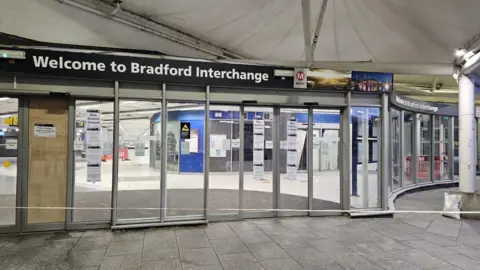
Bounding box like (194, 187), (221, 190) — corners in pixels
(175, 228), (206, 236)
(374, 259), (421, 270)
(177, 234), (211, 250)
(141, 259), (182, 270)
(73, 237), (111, 251)
(179, 248), (220, 267)
(111, 231), (145, 242)
(218, 252), (264, 270)
(65, 249), (106, 268)
(205, 225), (237, 240)
(284, 247), (335, 268)
(270, 234), (312, 249)
(144, 229), (176, 242)
(247, 242), (290, 261)
(309, 239), (350, 254)
(142, 248), (179, 262)
(325, 251), (384, 270)
(227, 221), (259, 233)
(100, 254), (141, 270)
(439, 254), (480, 269)
(182, 264), (224, 270)
(447, 245), (480, 260)
(237, 230), (272, 245)
(347, 243), (398, 262)
(260, 258), (303, 270)
(105, 240), (143, 256)
(412, 233), (461, 247)
(81, 230), (113, 238)
(211, 238), (249, 255)
(143, 238), (178, 251)
(426, 220), (462, 239)
(390, 249), (450, 268)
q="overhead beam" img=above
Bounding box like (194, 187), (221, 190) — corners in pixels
(301, 0), (312, 63)
(60, 0), (248, 59)
(431, 76), (437, 92)
(217, 59), (454, 75)
(310, 0), (329, 61)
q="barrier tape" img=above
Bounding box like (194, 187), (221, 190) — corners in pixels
(0, 206), (479, 215)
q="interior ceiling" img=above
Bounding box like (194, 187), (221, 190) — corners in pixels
(2, 0), (480, 100)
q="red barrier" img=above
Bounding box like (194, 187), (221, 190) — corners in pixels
(405, 155), (446, 180)
(119, 148), (129, 160)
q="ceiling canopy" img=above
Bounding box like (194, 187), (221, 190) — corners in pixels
(1, 0), (480, 101)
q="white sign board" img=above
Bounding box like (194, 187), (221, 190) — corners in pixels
(6, 139), (17, 150)
(86, 109), (102, 183)
(74, 141), (84, 151)
(34, 124), (56, 137)
(286, 119), (297, 180)
(293, 68), (307, 89)
(253, 119), (265, 180)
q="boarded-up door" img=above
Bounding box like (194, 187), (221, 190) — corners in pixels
(28, 99), (68, 224)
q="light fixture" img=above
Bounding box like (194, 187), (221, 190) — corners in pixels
(0, 97), (10, 101)
(455, 49), (467, 58)
(0, 50), (25, 59)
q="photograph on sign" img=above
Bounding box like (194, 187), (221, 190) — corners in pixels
(307, 69), (351, 90)
(350, 71), (393, 92)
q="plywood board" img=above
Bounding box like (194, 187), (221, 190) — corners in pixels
(27, 99), (68, 224)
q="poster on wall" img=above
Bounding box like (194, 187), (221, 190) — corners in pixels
(86, 109), (101, 183)
(306, 69), (351, 90)
(286, 118), (297, 180)
(350, 71), (393, 92)
(253, 119), (265, 180)
(189, 129), (199, 153)
(210, 134), (227, 157)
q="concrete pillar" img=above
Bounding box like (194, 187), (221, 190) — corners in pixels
(458, 74), (477, 193)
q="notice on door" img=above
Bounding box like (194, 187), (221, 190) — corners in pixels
(34, 124), (56, 137)
(180, 122), (190, 139)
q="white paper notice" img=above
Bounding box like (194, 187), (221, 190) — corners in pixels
(34, 124), (56, 137)
(253, 135), (265, 149)
(265, 141), (273, 149)
(231, 138), (240, 148)
(253, 165), (264, 180)
(87, 163), (101, 183)
(74, 141), (84, 151)
(86, 109), (102, 183)
(287, 120), (297, 135)
(287, 151), (297, 164)
(5, 139), (17, 150)
(253, 119), (264, 134)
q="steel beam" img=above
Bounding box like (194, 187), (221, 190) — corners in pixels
(310, 0), (329, 61)
(301, 0), (312, 63)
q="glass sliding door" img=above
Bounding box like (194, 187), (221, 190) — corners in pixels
(278, 108), (308, 216)
(312, 109), (341, 214)
(243, 107), (274, 218)
(351, 107), (381, 209)
(166, 102), (205, 219)
(116, 100), (162, 221)
(73, 101), (113, 222)
(433, 116), (449, 181)
(0, 97), (19, 229)
(208, 105), (240, 217)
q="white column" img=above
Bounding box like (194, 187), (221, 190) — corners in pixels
(458, 75), (477, 193)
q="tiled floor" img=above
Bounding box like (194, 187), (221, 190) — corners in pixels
(1, 216), (480, 270)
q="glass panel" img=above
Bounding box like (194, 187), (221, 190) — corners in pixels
(403, 112), (414, 186)
(166, 102), (204, 218)
(243, 107), (273, 216)
(73, 101), (113, 222)
(117, 100), (161, 221)
(279, 108), (308, 215)
(433, 116), (449, 181)
(391, 109), (401, 191)
(418, 114), (431, 183)
(313, 109), (341, 211)
(351, 107), (380, 209)
(208, 105), (240, 216)
(0, 97), (18, 226)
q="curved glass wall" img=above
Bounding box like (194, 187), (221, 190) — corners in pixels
(390, 107), (455, 194)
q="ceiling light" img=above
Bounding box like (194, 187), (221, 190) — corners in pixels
(455, 49), (467, 58)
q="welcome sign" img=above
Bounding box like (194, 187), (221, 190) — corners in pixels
(1, 49), (293, 88)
